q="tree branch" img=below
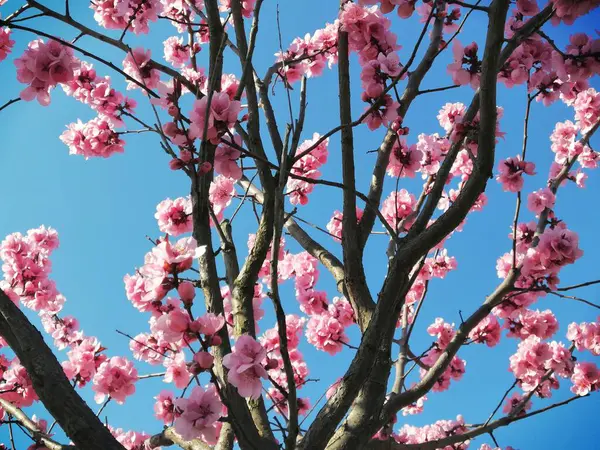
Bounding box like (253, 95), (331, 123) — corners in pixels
(0, 289), (126, 450)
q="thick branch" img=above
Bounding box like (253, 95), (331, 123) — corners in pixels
(0, 290), (126, 450)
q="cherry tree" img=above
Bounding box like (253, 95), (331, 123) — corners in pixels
(0, 0), (599, 449)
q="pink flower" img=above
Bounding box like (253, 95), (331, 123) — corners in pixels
(507, 309), (558, 340)
(154, 390), (176, 423)
(163, 36), (190, 68)
(14, 39), (79, 105)
(60, 118), (125, 159)
(496, 156), (536, 192)
(155, 197), (193, 236)
(112, 428), (152, 450)
(122, 47), (160, 91)
(427, 318), (456, 349)
(550, 0), (600, 25)
(92, 356), (138, 404)
(516, 0), (540, 15)
(62, 336), (107, 387)
(209, 175), (236, 220)
(174, 385), (223, 442)
(502, 392), (532, 415)
(396, 415), (467, 446)
(193, 312), (225, 338)
(363, 94), (399, 131)
(421, 250), (457, 280)
(447, 41), (480, 89)
(177, 281), (196, 304)
(222, 335), (268, 399)
(151, 307), (190, 343)
(129, 332), (167, 366)
(568, 318), (600, 355)
(550, 120), (579, 164)
(305, 312), (348, 355)
(326, 208), (364, 242)
(437, 102), (466, 134)
(526, 188), (555, 214)
(193, 351), (215, 371)
(151, 236), (204, 274)
(468, 315), (501, 347)
(387, 139), (422, 178)
(91, 0), (161, 34)
(381, 189), (417, 231)
(286, 133), (329, 206)
(189, 92), (242, 144)
(570, 362), (600, 396)
(163, 352), (191, 389)
(0, 27), (15, 62)
(275, 21), (338, 84)
(219, 0), (256, 18)
(215, 135), (243, 180)
(2, 361), (38, 407)
(573, 88), (600, 133)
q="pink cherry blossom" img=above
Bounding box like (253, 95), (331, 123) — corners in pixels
(468, 315), (501, 347)
(91, 0), (162, 34)
(92, 356), (138, 404)
(151, 307), (190, 343)
(189, 92), (242, 144)
(526, 187), (556, 214)
(163, 352), (191, 389)
(219, 0), (256, 18)
(215, 135), (243, 180)
(286, 134), (329, 206)
(573, 88), (600, 133)
(154, 390), (176, 423)
(174, 385), (223, 442)
(305, 311), (348, 355)
(62, 336), (107, 387)
(123, 47), (160, 91)
(222, 335), (268, 399)
(155, 197), (193, 236)
(14, 39), (79, 105)
(0, 28), (15, 62)
(381, 189), (417, 231)
(571, 362), (600, 395)
(326, 208), (364, 242)
(447, 41), (480, 89)
(60, 118), (125, 159)
(567, 318), (600, 355)
(387, 139), (423, 178)
(163, 36), (190, 68)
(550, 0), (600, 25)
(503, 392), (532, 415)
(209, 175), (236, 220)
(496, 156), (536, 192)
(437, 102), (466, 134)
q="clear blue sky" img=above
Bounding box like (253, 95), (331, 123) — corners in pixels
(1, 0), (599, 448)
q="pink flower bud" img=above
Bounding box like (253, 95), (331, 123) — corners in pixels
(169, 158), (185, 170)
(168, 105), (180, 118)
(193, 351), (214, 370)
(264, 358), (279, 371)
(179, 150), (193, 162)
(177, 281), (196, 305)
(198, 161), (212, 175)
(209, 335), (222, 346)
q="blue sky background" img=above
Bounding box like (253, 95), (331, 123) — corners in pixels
(0, 0), (599, 448)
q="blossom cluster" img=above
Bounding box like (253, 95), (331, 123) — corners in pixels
(14, 39), (79, 105)
(91, 0), (162, 35)
(0, 227), (139, 409)
(286, 133), (329, 206)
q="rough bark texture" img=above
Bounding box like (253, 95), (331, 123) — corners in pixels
(0, 289), (126, 450)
